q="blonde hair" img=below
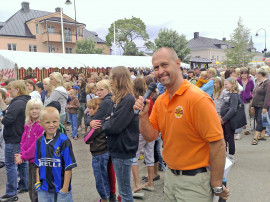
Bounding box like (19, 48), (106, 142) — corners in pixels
(50, 72), (63, 86)
(235, 68), (241, 77)
(86, 83), (96, 94)
(40, 107), (59, 121)
(63, 82), (72, 90)
(43, 77), (55, 94)
(200, 71), (207, 77)
(225, 77), (239, 93)
(110, 66), (134, 104)
(69, 89), (76, 95)
(8, 80), (29, 96)
(256, 67), (268, 77)
(207, 68), (217, 77)
(96, 79), (112, 93)
(220, 71), (225, 79)
(86, 98), (102, 115)
(213, 77), (224, 99)
(25, 98), (44, 125)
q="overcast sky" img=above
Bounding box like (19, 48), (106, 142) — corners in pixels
(1, 0), (269, 54)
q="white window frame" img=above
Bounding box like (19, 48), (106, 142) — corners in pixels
(49, 46), (56, 53)
(8, 43), (16, 51)
(66, 47), (72, 53)
(29, 45), (37, 52)
(36, 24), (39, 34)
(47, 25), (55, 33)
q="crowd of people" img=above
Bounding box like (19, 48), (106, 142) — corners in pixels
(0, 47), (269, 202)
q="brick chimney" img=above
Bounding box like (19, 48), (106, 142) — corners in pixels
(222, 37), (226, 41)
(194, 32), (199, 39)
(55, 7), (61, 12)
(21, 2), (30, 12)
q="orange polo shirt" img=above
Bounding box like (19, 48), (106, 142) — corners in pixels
(149, 80), (223, 170)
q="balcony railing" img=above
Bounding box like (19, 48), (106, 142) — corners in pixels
(41, 31), (83, 43)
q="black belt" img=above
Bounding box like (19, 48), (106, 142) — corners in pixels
(170, 167), (207, 176)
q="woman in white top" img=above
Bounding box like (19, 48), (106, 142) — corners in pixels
(25, 79), (41, 100)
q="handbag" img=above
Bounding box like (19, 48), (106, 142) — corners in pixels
(230, 94), (247, 130)
(262, 110), (270, 127)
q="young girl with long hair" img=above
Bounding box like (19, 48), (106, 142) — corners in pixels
(220, 77), (239, 163)
(102, 66), (139, 202)
(14, 98), (44, 202)
(213, 77), (227, 115)
(87, 98), (111, 202)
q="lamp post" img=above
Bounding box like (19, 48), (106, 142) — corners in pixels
(255, 28), (267, 57)
(65, 0), (77, 41)
(60, 7), (65, 54)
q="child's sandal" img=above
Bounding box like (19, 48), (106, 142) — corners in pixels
(251, 138), (258, 145)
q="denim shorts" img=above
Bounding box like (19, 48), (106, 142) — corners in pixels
(37, 189), (73, 202)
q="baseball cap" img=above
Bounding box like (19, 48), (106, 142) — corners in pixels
(73, 86), (79, 90)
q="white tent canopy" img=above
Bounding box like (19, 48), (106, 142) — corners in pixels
(0, 50), (190, 70)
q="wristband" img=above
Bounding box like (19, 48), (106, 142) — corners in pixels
(34, 182), (41, 191)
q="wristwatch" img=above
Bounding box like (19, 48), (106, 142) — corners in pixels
(212, 186), (223, 194)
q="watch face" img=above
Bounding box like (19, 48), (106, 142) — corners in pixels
(213, 187), (223, 193)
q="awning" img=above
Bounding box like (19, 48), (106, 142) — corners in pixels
(0, 50), (190, 70)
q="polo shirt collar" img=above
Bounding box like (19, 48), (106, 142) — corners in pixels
(162, 80), (191, 105)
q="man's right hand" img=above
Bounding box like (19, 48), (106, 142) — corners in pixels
(215, 185), (229, 200)
(133, 96), (150, 116)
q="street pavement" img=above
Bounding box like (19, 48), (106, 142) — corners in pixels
(1, 128), (270, 202)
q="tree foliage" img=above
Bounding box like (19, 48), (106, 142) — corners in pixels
(123, 41), (138, 56)
(106, 17), (149, 53)
(225, 17), (255, 66)
(76, 38), (103, 54)
(145, 28), (191, 63)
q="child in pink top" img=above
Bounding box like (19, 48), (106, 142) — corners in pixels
(14, 98), (44, 202)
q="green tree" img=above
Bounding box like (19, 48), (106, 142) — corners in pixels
(225, 17), (255, 66)
(123, 41), (144, 56)
(76, 38), (103, 54)
(265, 51), (270, 58)
(123, 41), (138, 56)
(106, 17), (149, 53)
(145, 28), (191, 63)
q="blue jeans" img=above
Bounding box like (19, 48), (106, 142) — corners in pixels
(37, 189), (73, 202)
(112, 158), (133, 202)
(155, 134), (166, 171)
(69, 113), (78, 138)
(92, 152), (110, 199)
(5, 143), (28, 196)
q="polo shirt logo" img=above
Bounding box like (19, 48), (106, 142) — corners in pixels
(175, 106), (184, 118)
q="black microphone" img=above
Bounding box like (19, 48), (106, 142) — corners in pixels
(135, 82), (157, 115)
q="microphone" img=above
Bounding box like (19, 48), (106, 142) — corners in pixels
(135, 82), (157, 115)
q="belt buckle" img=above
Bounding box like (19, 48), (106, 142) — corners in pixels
(171, 168), (180, 176)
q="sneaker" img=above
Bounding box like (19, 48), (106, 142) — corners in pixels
(0, 162), (5, 169)
(234, 133), (241, 140)
(0, 194), (18, 201)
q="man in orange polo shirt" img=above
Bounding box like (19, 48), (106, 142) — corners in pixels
(134, 47), (229, 201)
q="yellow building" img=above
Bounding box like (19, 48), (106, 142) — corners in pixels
(0, 2), (110, 54)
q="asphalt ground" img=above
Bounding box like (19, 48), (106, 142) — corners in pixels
(1, 127), (270, 202)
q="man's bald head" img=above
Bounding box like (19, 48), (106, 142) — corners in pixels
(153, 47), (179, 61)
